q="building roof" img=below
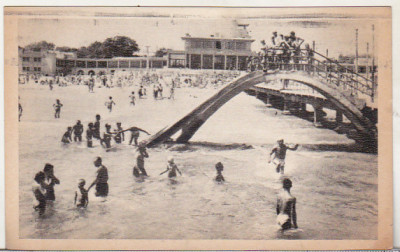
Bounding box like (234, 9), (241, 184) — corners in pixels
(182, 20), (253, 40)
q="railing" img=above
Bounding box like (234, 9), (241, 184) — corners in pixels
(248, 48), (376, 102)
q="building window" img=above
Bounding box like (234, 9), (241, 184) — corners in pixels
(226, 41), (235, 50)
(23, 57), (30, 62)
(119, 61), (129, 68)
(37, 67), (41, 72)
(97, 61), (107, 68)
(236, 42), (246, 50)
(204, 41), (213, 48)
(216, 41), (222, 49)
(191, 41), (203, 49)
(76, 61), (86, 68)
(23, 67), (30, 71)
(130, 60), (141, 68)
(33, 57), (41, 62)
(108, 61), (118, 68)
(87, 61), (96, 68)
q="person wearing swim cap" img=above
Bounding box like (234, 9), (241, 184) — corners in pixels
(160, 156), (181, 178)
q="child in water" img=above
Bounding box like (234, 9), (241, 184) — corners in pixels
(214, 162), (225, 182)
(61, 127), (72, 144)
(74, 179), (89, 208)
(160, 156), (182, 178)
(53, 99), (63, 118)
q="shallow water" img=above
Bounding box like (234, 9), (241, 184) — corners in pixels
(19, 83), (377, 239)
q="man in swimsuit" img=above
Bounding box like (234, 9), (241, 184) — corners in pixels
(72, 120), (84, 142)
(133, 143), (149, 177)
(86, 122), (94, 148)
(32, 171), (47, 216)
(93, 114), (101, 140)
(88, 157), (109, 197)
(276, 178), (298, 232)
(127, 126), (150, 146)
(53, 99), (63, 119)
(268, 139), (299, 174)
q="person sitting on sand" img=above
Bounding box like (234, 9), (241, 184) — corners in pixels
(268, 139), (299, 174)
(88, 157), (109, 197)
(61, 127), (73, 144)
(32, 171), (47, 216)
(160, 156), (182, 178)
(215, 162), (225, 182)
(74, 179), (89, 208)
(276, 178), (298, 232)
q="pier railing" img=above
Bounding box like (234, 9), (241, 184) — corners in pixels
(251, 48), (376, 102)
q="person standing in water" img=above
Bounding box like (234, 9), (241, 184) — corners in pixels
(86, 122), (94, 148)
(18, 96), (23, 121)
(214, 162), (225, 182)
(72, 120), (84, 142)
(93, 114), (101, 140)
(133, 143), (149, 177)
(276, 178), (298, 232)
(74, 179), (89, 208)
(114, 122), (124, 144)
(32, 171), (47, 216)
(53, 99), (63, 118)
(160, 156), (181, 178)
(268, 139), (299, 174)
(43, 163), (60, 201)
(128, 126), (151, 146)
(101, 124), (113, 149)
(88, 157), (109, 197)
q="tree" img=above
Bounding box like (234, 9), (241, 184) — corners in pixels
(155, 48), (169, 57)
(25, 41), (55, 51)
(102, 36), (139, 58)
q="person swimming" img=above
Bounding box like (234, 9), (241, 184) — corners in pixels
(74, 179), (89, 208)
(214, 162), (225, 182)
(160, 156), (182, 178)
(276, 178), (298, 232)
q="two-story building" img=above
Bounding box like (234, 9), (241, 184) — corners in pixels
(168, 22), (255, 71)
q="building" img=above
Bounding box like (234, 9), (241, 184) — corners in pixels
(18, 47), (58, 75)
(168, 21), (255, 70)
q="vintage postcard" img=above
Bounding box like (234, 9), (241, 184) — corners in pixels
(4, 6), (392, 250)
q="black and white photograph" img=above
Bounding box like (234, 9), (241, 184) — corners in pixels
(4, 6), (393, 250)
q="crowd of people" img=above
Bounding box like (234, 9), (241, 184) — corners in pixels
(247, 31), (314, 72)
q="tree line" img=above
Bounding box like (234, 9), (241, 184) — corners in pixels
(22, 36), (167, 58)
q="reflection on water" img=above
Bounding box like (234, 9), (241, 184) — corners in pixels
(19, 84), (377, 239)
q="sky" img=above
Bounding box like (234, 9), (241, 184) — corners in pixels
(12, 7), (391, 58)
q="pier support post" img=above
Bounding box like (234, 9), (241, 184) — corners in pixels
(335, 110), (343, 126)
(282, 99), (291, 115)
(313, 104), (324, 127)
(266, 95), (272, 107)
(300, 102), (307, 111)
